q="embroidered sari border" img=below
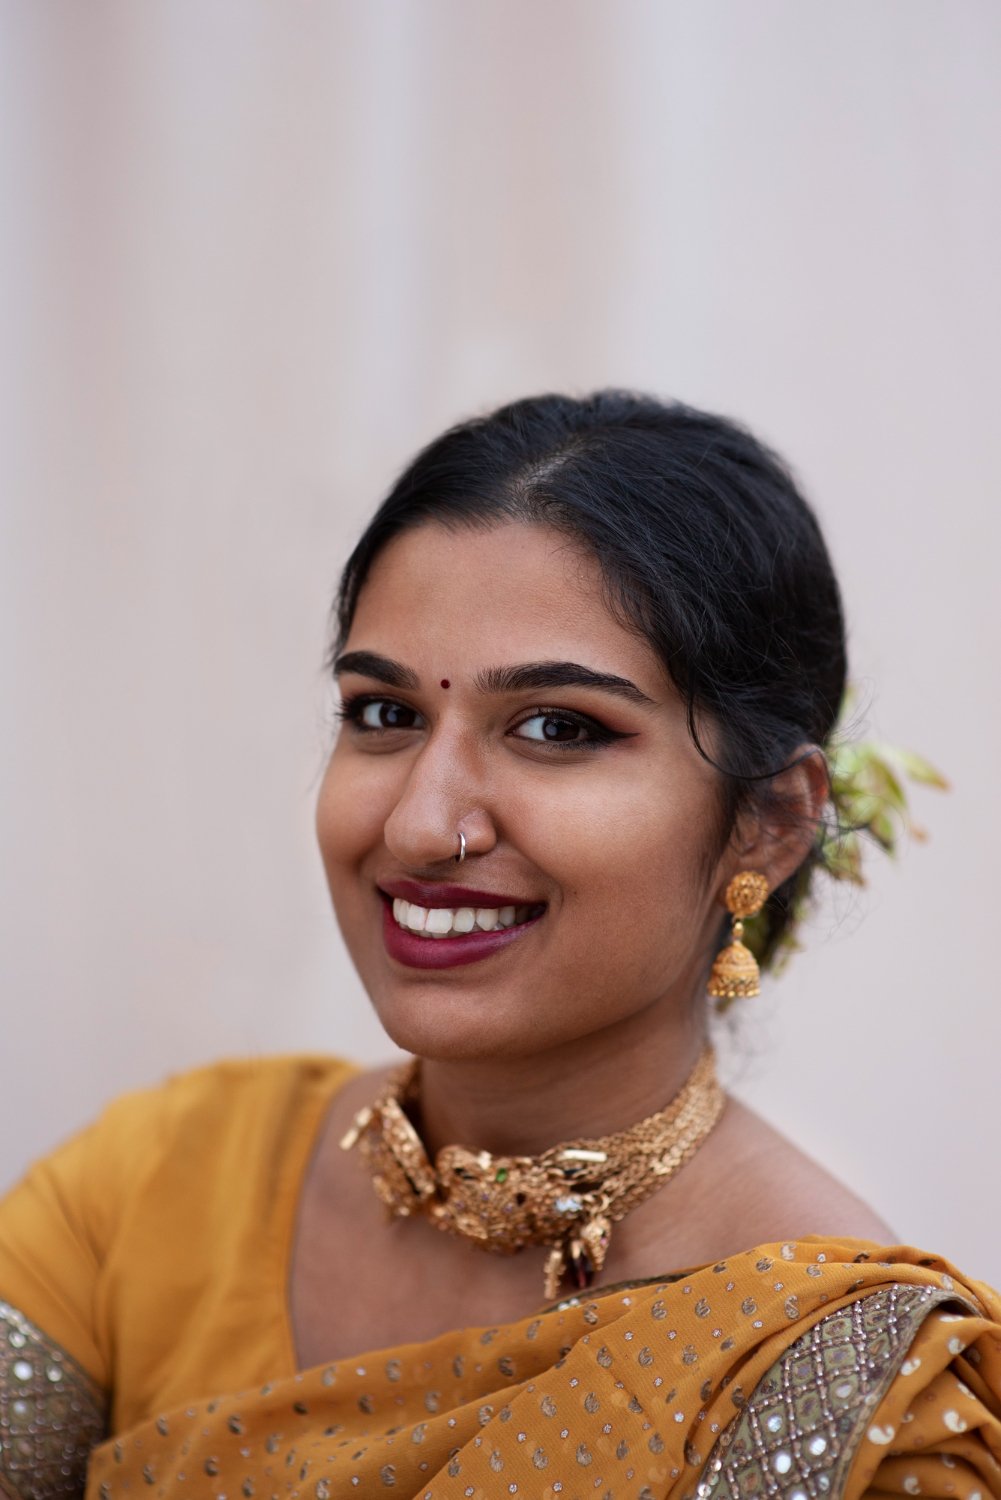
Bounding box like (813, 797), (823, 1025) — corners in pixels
(0, 1300), (108, 1500)
(697, 1282), (971, 1500)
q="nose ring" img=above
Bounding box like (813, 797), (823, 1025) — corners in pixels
(454, 831), (467, 865)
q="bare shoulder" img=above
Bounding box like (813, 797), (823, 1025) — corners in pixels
(697, 1096), (897, 1248)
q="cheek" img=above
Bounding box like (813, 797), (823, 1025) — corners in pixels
(516, 759), (718, 920)
(315, 747), (384, 889)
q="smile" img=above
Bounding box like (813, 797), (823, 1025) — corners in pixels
(391, 897), (540, 938)
(378, 883), (547, 969)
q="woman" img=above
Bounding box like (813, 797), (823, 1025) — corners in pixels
(1, 391), (998, 1500)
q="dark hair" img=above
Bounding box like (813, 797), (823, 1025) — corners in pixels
(332, 390), (846, 970)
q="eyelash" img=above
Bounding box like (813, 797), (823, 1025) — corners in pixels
(336, 694), (629, 751)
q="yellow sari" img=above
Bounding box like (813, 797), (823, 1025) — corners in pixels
(1, 1058), (999, 1499)
(83, 1242), (1001, 1499)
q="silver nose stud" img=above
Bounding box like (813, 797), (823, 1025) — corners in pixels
(454, 831), (467, 864)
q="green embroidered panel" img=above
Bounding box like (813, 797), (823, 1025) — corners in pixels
(696, 1282), (960, 1500)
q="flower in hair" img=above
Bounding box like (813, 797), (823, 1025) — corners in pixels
(742, 689), (949, 977)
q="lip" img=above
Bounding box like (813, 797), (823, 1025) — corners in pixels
(379, 878), (542, 910)
(380, 893), (546, 970)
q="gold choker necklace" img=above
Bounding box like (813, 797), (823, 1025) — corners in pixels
(341, 1044), (725, 1300)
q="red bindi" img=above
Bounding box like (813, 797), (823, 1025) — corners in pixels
(440, 678), (450, 689)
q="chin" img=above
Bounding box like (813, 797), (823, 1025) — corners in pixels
(365, 982), (564, 1064)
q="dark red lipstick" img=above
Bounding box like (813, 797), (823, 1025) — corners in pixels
(380, 878), (537, 909)
(378, 880), (547, 970)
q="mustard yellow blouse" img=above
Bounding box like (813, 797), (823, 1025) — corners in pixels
(1, 1056), (999, 1500)
(0, 1055), (360, 1433)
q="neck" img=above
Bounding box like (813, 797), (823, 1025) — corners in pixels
(414, 1003), (708, 1160)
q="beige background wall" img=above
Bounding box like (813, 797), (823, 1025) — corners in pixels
(2, 2), (999, 1283)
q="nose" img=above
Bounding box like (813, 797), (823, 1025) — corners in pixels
(382, 730), (497, 869)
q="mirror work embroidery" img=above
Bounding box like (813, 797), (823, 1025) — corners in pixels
(0, 1301), (108, 1500)
(700, 1282), (969, 1499)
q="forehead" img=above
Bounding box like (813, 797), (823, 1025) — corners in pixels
(346, 521), (666, 688)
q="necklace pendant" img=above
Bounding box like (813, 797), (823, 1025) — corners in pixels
(568, 1237), (594, 1291)
(579, 1214), (612, 1276)
(543, 1245), (565, 1302)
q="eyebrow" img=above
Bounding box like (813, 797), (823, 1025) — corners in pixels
(333, 651), (419, 689)
(335, 651), (655, 707)
(475, 661), (656, 707)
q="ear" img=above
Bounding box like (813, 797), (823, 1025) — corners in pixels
(724, 743), (830, 898)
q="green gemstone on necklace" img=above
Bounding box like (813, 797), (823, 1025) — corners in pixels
(495, 1167), (508, 1184)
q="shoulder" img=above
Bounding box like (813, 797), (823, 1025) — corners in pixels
(43, 1053), (358, 1163)
(2, 1053), (362, 1252)
(701, 1096), (897, 1249)
(153, 1051), (362, 1126)
(114, 1052), (364, 1182)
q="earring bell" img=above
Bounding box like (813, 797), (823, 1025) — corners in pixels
(707, 871), (769, 1004)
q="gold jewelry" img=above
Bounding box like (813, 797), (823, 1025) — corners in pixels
(707, 870), (770, 1004)
(341, 1044), (725, 1301)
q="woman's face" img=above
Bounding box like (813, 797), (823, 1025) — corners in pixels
(316, 521), (734, 1062)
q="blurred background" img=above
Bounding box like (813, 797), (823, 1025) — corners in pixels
(2, 1), (999, 1281)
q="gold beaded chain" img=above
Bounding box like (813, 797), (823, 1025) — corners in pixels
(341, 1044), (725, 1300)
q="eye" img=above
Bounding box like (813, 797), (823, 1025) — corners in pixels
(339, 696), (423, 732)
(511, 710), (621, 749)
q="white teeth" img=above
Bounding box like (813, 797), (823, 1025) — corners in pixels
(392, 897), (426, 932)
(391, 898), (541, 938)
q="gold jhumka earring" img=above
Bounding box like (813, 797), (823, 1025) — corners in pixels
(707, 870), (770, 1002)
